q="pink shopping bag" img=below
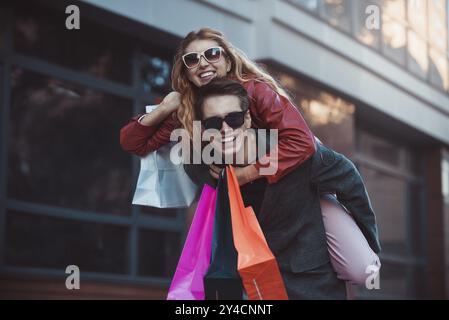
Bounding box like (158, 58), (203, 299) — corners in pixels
(167, 184), (217, 300)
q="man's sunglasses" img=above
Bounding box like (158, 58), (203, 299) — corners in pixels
(182, 47), (224, 69)
(202, 111), (246, 131)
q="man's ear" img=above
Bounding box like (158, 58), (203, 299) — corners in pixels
(244, 110), (251, 129)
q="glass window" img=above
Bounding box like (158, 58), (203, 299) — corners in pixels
(381, 13), (407, 65)
(289, 0), (319, 12)
(357, 129), (423, 256)
(359, 131), (401, 167)
(0, 7), (5, 50)
(139, 54), (172, 95)
(356, 127), (424, 299)
(359, 130), (419, 174)
(13, 3), (133, 85)
(353, 0), (381, 49)
(428, 0), (447, 53)
(360, 166), (408, 254)
(446, 0), (449, 59)
(7, 68), (134, 215)
(408, 0), (428, 39)
(138, 229), (181, 278)
(140, 206), (179, 219)
(381, 0), (407, 65)
(267, 66), (356, 154)
(407, 30), (429, 79)
(429, 47), (449, 89)
(320, 0), (352, 32)
(409, 183), (425, 254)
(406, 0), (429, 79)
(5, 211), (128, 273)
(382, 0), (406, 21)
(404, 147), (422, 175)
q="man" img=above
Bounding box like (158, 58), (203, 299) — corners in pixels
(185, 78), (380, 299)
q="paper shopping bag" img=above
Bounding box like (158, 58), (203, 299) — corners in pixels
(132, 105), (197, 208)
(167, 184), (217, 300)
(203, 169), (244, 300)
(226, 165), (288, 300)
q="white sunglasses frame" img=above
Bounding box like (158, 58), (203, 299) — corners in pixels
(181, 46), (224, 69)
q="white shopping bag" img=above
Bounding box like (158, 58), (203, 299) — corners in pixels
(132, 105), (197, 208)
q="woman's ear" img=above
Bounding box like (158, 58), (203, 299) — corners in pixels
(244, 110), (251, 129)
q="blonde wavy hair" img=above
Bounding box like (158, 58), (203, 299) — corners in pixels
(171, 27), (290, 137)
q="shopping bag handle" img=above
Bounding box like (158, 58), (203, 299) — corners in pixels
(226, 166), (246, 207)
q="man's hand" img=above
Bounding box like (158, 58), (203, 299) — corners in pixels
(209, 164), (262, 186)
(208, 164), (223, 180)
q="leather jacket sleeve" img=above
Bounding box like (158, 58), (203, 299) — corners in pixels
(244, 80), (316, 184)
(119, 111), (180, 157)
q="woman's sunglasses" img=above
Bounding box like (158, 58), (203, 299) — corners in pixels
(202, 111), (246, 131)
(182, 47), (224, 69)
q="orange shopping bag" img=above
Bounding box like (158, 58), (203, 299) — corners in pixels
(226, 166), (288, 300)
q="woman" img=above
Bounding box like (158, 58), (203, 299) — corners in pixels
(120, 28), (380, 298)
(120, 27), (315, 186)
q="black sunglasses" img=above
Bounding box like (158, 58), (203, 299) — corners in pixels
(202, 111), (246, 131)
(182, 47), (223, 69)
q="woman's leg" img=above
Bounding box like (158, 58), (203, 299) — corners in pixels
(320, 194), (381, 286)
(311, 143), (381, 253)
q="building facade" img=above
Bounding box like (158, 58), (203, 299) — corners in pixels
(0, 0), (448, 299)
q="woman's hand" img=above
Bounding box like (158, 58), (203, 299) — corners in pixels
(139, 91), (180, 126)
(209, 164), (261, 186)
(160, 91), (181, 113)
